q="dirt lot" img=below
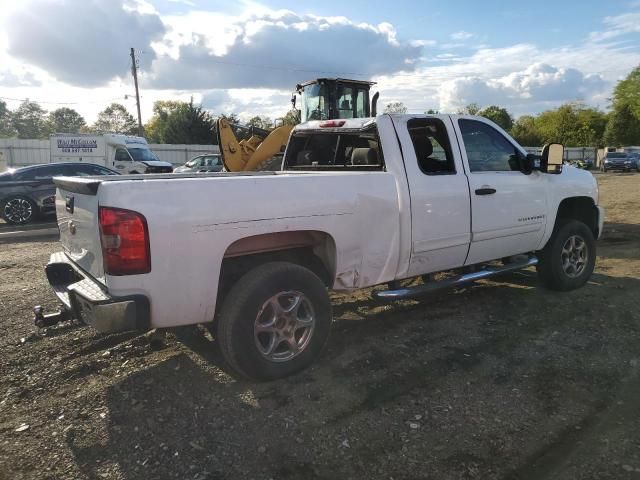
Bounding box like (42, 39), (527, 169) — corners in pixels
(1, 173), (639, 480)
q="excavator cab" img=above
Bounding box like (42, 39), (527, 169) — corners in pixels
(217, 78), (378, 172)
(293, 78), (378, 123)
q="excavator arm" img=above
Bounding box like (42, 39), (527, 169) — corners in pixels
(216, 118), (294, 172)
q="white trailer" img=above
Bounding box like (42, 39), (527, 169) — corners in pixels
(50, 134), (173, 174)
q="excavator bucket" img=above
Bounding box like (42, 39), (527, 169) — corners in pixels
(216, 118), (293, 172)
(242, 124), (293, 171)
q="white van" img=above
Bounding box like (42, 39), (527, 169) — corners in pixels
(50, 134), (173, 174)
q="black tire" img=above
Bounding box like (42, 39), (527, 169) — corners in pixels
(216, 262), (332, 381)
(537, 219), (596, 291)
(1, 196), (38, 225)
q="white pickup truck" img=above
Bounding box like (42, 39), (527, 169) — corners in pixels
(39, 114), (604, 380)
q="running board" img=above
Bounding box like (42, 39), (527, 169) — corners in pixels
(374, 256), (538, 300)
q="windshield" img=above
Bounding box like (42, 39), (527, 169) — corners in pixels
(606, 152), (627, 159)
(128, 147), (160, 162)
(301, 83), (329, 122)
(185, 157), (200, 167)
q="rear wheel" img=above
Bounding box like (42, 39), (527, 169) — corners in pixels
(2, 196), (37, 225)
(537, 219), (596, 291)
(216, 262), (332, 380)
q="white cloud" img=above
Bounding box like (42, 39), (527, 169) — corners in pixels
(589, 12), (640, 41)
(374, 40), (638, 115)
(2, 0), (166, 87)
(437, 63), (606, 112)
(146, 10), (422, 90)
(0, 71), (41, 88)
(450, 30), (474, 40)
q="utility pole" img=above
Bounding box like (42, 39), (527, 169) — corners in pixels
(130, 47), (144, 137)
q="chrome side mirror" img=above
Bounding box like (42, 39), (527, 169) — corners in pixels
(541, 143), (564, 174)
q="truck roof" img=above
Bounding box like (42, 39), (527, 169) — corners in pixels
(294, 114), (456, 132)
(292, 114), (502, 133)
(296, 78), (376, 88)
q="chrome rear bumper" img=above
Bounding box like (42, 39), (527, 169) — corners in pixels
(45, 252), (150, 333)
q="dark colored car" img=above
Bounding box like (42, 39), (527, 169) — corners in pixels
(173, 154), (223, 173)
(0, 163), (118, 225)
(601, 152), (638, 172)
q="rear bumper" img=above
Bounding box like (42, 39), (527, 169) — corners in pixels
(45, 252), (150, 333)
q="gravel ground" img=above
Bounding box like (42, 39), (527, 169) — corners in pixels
(1, 172), (639, 480)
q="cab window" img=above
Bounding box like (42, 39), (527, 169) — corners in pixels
(284, 127), (383, 171)
(459, 119), (520, 172)
(336, 86), (354, 119)
(355, 89), (367, 118)
(115, 148), (132, 162)
(408, 118), (455, 175)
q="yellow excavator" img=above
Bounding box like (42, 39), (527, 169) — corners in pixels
(217, 78), (378, 171)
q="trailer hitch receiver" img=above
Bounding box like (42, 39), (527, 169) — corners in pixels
(33, 305), (71, 329)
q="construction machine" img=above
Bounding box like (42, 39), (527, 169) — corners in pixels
(293, 78), (379, 123)
(217, 78), (378, 172)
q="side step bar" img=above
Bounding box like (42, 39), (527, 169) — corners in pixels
(374, 256), (538, 300)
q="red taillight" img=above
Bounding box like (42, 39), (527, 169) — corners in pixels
(319, 120), (346, 128)
(98, 207), (150, 275)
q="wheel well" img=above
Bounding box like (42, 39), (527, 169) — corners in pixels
(555, 197), (598, 237)
(216, 231), (336, 310)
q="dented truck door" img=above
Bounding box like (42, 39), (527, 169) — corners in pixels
(391, 115), (472, 277)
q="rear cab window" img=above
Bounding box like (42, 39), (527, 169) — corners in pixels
(283, 125), (384, 171)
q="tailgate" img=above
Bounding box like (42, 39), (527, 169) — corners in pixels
(54, 177), (105, 283)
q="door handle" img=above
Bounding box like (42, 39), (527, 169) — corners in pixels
(475, 187), (496, 195)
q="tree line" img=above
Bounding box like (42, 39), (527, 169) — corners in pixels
(1, 65), (638, 146)
(0, 97), (298, 145)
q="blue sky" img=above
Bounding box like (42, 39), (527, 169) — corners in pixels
(157, 0), (632, 47)
(0, 0), (638, 122)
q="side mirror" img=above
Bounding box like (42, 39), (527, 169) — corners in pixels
(541, 143), (564, 174)
(291, 94), (297, 110)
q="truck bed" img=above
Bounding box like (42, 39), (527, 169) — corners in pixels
(53, 169), (404, 328)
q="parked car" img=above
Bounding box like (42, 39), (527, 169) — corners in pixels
(40, 115), (603, 380)
(0, 163), (118, 225)
(173, 154), (223, 173)
(628, 153), (640, 171)
(600, 152), (637, 172)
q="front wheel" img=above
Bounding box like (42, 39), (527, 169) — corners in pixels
(216, 262), (332, 380)
(2, 196), (38, 225)
(537, 220), (596, 291)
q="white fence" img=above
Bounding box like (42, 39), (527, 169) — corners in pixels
(0, 139), (219, 170)
(524, 146), (598, 163)
(525, 146), (640, 168)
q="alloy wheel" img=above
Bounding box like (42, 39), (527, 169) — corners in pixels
(254, 291), (316, 362)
